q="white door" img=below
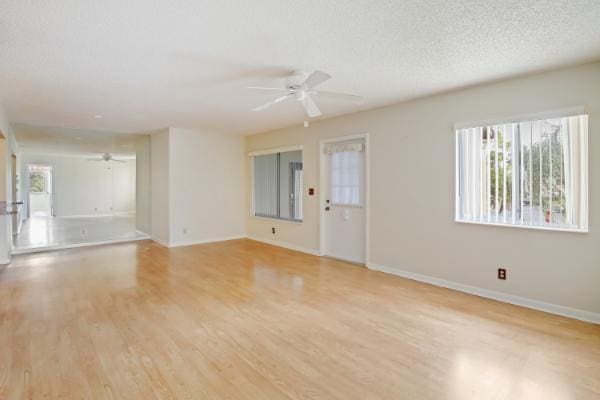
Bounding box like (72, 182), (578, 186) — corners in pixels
(322, 139), (366, 264)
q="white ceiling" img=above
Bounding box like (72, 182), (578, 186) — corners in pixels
(13, 124), (142, 157)
(1, 1), (599, 135)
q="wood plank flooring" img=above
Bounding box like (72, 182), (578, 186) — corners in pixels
(1, 239), (599, 399)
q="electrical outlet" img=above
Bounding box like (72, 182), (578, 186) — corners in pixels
(272, 227), (276, 234)
(498, 268), (507, 280)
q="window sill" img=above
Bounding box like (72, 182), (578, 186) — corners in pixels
(251, 215), (303, 225)
(455, 219), (588, 233)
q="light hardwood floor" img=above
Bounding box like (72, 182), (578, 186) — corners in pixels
(1, 239), (599, 399)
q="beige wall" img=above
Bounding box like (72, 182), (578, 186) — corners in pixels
(135, 135), (151, 234)
(150, 129), (170, 244)
(168, 128), (246, 245)
(151, 127), (246, 246)
(246, 62), (600, 315)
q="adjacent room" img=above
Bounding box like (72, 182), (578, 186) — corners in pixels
(0, 1), (599, 399)
(10, 125), (151, 251)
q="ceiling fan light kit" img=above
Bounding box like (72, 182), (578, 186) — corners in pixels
(249, 70), (363, 128)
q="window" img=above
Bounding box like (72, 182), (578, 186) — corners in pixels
(29, 165), (50, 193)
(252, 149), (303, 222)
(330, 150), (362, 206)
(455, 114), (588, 231)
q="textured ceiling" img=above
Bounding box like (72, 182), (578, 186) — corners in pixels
(13, 124), (142, 157)
(1, 0), (600, 135)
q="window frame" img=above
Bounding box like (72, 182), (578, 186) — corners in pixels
(454, 112), (589, 233)
(250, 145), (304, 224)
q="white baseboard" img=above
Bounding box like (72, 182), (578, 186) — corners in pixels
(151, 236), (170, 247)
(151, 234), (247, 248)
(11, 234), (151, 255)
(0, 257), (11, 265)
(246, 235), (320, 256)
(367, 262), (600, 324)
(169, 235), (247, 248)
(58, 213), (135, 219)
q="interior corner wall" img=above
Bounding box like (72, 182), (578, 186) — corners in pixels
(245, 62), (600, 315)
(150, 129), (170, 244)
(135, 136), (151, 234)
(167, 127), (246, 245)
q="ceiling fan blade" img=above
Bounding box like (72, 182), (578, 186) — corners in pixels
(252, 94), (293, 112)
(312, 90), (364, 104)
(302, 70), (331, 90)
(302, 94), (322, 118)
(247, 86), (290, 92)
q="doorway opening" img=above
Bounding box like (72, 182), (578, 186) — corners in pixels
(319, 134), (369, 265)
(28, 164), (53, 217)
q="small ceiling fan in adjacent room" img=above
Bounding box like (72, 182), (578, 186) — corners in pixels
(87, 153), (126, 163)
(248, 70), (363, 127)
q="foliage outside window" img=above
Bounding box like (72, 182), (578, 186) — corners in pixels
(455, 114), (588, 231)
(29, 171), (46, 193)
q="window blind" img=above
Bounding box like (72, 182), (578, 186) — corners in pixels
(455, 114), (588, 231)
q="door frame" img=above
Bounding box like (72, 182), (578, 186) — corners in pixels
(318, 133), (370, 264)
(26, 163), (55, 218)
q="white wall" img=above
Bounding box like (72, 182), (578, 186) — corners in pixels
(19, 153), (136, 217)
(150, 129), (170, 244)
(0, 103), (11, 263)
(246, 62), (600, 316)
(150, 127), (246, 246)
(0, 138), (6, 201)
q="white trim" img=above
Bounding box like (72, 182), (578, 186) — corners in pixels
(0, 257), (11, 265)
(247, 236), (320, 256)
(455, 218), (588, 233)
(59, 213), (136, 218)
(251, 215), (302, 225)
(366, 261), (600, 324)
(151, 236), (170, 247)
(11, 235), (151, 255)
(168, 235), (247, 248)
(454, 106), (586, 130)
(247, 145), (303, 157)
(319, 133), (370, 263)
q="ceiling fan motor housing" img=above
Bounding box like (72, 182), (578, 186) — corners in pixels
(285, 71), (309, 90)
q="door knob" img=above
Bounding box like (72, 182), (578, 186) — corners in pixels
(325, 206), (330, 211)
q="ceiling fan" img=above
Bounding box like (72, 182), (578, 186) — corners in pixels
(248, 70), (363, 127)
(87, 153), (126, 163)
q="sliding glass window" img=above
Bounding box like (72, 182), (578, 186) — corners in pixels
(253, 150), (303, 222)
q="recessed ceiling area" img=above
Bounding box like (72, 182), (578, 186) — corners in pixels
(1, 1), (600, 135)
(13, 124), (140, 157)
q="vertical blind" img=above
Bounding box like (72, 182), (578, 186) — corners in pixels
(253, 153), (279, 218)
(253, 150), (303, 221)
(455, 114), (588, 231)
